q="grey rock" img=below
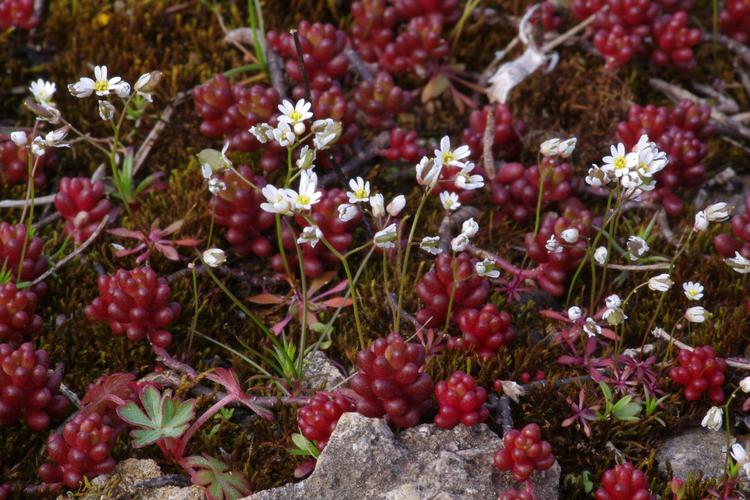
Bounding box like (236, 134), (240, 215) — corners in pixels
(82, 458), (203, 500)
(247, 412), (560, 500)
(301, 350), (345, 391)
(656, 428), (728, 480)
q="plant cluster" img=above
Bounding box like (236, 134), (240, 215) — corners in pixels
(0, 0), (39, 30)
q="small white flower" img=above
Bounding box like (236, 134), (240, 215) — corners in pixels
(114, 81), (131, 98)
(260, 184), (292, 215)
(583, 317), (601, 337)
(289, 170), (321, 211)
(30, 137), (46, 156)
(633, 135), (667, 177)
(685, 306), (710, 323)
(277, 99), (313, 135)
(648, 274), (673, 292)
(594, 246), (608, 265)
(539, 138), (560, 157)
(626, 236), (649, 261)
(603, 294), (626, 325)
(440, 191), (461, 211)
(133, 71), (161, 102)
(558, 137), (577, 158)
(451, 233), (469, 252)
(272, 122), (296, 147)
(498, 380), (526, 403)
(416, 156), (442, 189)
(202, 248), (226, 267)
(296, 145), (316, 170)
(386, 195), (406, 217)
(369, 193), (385, 218)
(347, 177), (371, 204)
(10, 131), (27, 147)
(701, 406), (723, 431)
(311, 119), (341, 150)
(705, 202), (733, 222)
(694, 210), (709, 232)
(682, 281), (704, 301)
(29, 79), (57, 108)
(731, 443), (749, 465)
(605, 294), (622, 309)
(602, 143), (637, 178)
(435, 136), (470, 167)
(726, 252), (750, 274)
(567, 306), (582, 321)
(208, 177), (226, 195)
(373, 223), (398, 249)
(98, 100), (115, 121)
(740, 377), (750, 393)
(475, 259), (500, 279)
(585, 165), (610, 188)
(250, 123), (274, 144)
(337, 203), (358, 222)
(298, 225), (323, 248)
(560, 228), (579, 244)
(454, 162), (484, 190)
(545, 235), (563, 254)
(461, 218), (479, 238)
(41, 127), (69, 149)
(420, 236), (442, 255)
(68, 65), (128, 98)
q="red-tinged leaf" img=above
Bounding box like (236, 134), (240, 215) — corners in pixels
(421, 73), (450, 103)
(109, 227), (146, 240)
(561, 416), (576, 427)
(174, 238), (201, 247)
(156, 243), (180, 261)
(294, 460), (316, 479)
(247, 293), (286, 305)
(539, 309), (570, 322)
(307, 271), (337, 296)
(205, 368), (274, 421)
(115, 246), (143, 258)
(271, 314), (294, 335)
(161, 219), (185, 235)
(185, 454), (252, 500)
(600, 328), (619, 341)
(80, 372), (136, 415)
(556, 355), (578, 365)
(743, 396), (750, 413)
(315, 280), (349, 300)
(322, 297), (352, 308)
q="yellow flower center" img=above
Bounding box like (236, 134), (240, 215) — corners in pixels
(355, 189), (366, 199)
(94, 80), (109, 93)
(297, 194), (310, 206)
(290, 111), (302, 122)
(614, 157), (626, 170)
(688, 290), (697, 297)
(442, 151), (454, 163)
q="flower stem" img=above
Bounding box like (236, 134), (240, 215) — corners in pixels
(396, 191), (429, 333)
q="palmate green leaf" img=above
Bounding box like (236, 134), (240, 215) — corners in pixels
(116, 386), (195, 448)
(185, 454), (251, 500)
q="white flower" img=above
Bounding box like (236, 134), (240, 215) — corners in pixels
(545, 235), (562, 254)
(567, 306), (582, 321)
(272, 122), (296, 147)
(498, 380), (526, 403)
(475, 259), (500, 278)
(416, 156), (442, 189)
(602, 143), (637, 178)
(726, 252), (750, 274)
(594, 246), (608, 265)
(694, 210), (709, 232)
(603, 294), (626, 325)
(740, 377), (750, 393)
(451, 233), (469, 252)
(585, 165), (610, 188)
(10, 131), (27, 147)
(68, 65), (128, 98)
(732, 443), (749, 465)
(648, 274), (673, 292)
(260, 184), (293, 215)
(298, 225), (323, 248)
(289, 170), (321, 211)
(250, 123), (274, 144)
(583, 317), (601, 337)
(626, 236), (649, 261)
(208, 177), (226, 195)
(133, 71), (161, 102)
(29, 79), (56, 108)
(682, 281), (704, 301)
(347, 177), (371, 204)
(277, 99), (313, 135)
(701, 406), (723, 431)
(30, 137), (46, 156)
(633, 135), (667, 178)
(440, 191), (461, 211)
(560, 228), (579, 244)
(461, 218), (479, 238)
(539, 138), (560, 157)
(386, 195), (406, 217)
(311, 119), (341, 150)
(337, 203), (358, 222)
(296, 145), (316, 170)
(685, 306), (710, 323)
(98, 100), (115, 121)
(420, 236), (442, 255)
(41, 127), (69, 149)
(374, 223), (398, 249)
(454, 162), (484, 190)
(558, 137), (577, 158)
(369, 193), (385, 218)
(202, 248), (226, 267)
(435, 136), (470, 167)
(705, 202), (733, 222)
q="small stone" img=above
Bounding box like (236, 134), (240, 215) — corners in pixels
(656, 428), (728, 481)
(301, 350), (345, 391)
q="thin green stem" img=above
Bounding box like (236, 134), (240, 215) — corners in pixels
(396, 191), (429, 332)
(292, 237), (308, 371)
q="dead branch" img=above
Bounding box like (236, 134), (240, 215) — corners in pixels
(133, 92), (187, 175)
(0, 193), (56, 208)
(482, 106), (496, 177)
(438, 206), (480, 253)
(703, 32), (750, 67)
(345, 47), (374, 81)
(266, 45), (288, 99)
